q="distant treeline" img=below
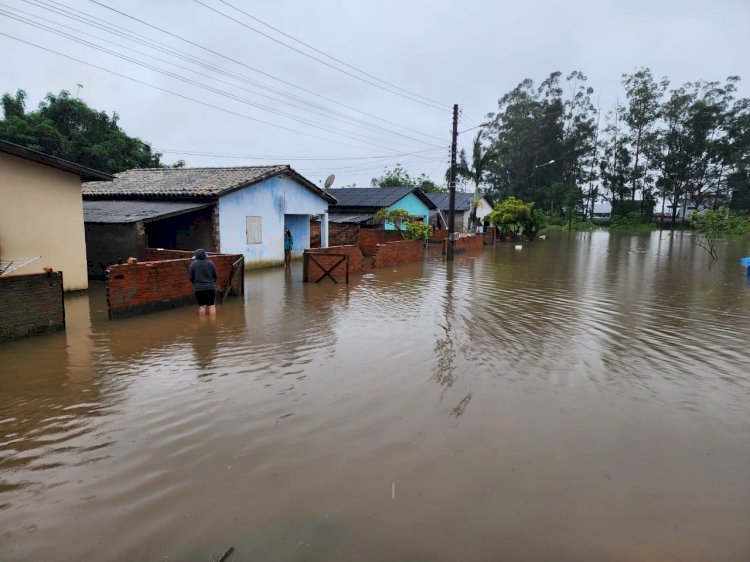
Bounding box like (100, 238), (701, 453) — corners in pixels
(456, 69), (750, 218)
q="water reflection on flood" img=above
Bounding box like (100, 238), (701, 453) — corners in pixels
(1, 231), (749, 561)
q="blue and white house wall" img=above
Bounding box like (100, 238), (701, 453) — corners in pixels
(217, 175), (330, 267)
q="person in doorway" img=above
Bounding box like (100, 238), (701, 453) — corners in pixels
(189, 248), (218, 316)
(284, 227), (293, 266)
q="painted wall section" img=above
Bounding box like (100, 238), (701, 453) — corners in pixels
(384, 192), (430, 230)
(0, 152), (89, 290)
(217, 175), (328, 267)
(476, 198), (494, 222)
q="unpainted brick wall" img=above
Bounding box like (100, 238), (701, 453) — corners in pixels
(310, 222), (360, 248)
(0, 272), (64, 342)
(372, 240), (425, 268)
(442, 234), (485, 254)
(358, 228), (404, 256)
(430, 229), (449, 242)
(107, 253), (242, 319)
(303, 246), (364, 282)
(138, 248), (196, 261)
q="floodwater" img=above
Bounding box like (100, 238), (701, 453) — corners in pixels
(1, 231), (750, 561)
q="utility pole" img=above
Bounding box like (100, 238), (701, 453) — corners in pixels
(447, 103), (458, 260)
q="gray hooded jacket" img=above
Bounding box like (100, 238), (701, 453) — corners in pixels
(189, 249), (217, 291)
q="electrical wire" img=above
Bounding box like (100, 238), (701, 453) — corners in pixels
(0, 9), (438, 152)
(0, 30), (436, 155)
(15, 0), (445, 147)
(197, 0), (448, 111)
(80, 0), (448, 141)
(216, 0), (447, 109)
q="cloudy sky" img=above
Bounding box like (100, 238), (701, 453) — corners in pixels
(1, 0), (748, 188)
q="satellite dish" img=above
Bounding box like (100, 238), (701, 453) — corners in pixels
(324, 174), (335, 189)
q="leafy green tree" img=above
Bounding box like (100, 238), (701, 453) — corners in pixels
(373, 208), (411, 232)
(0, 89), (170, 173)
(621, 68), (668, 201)
(690, 206), (750, 260)
(486, 196), (538, 238)
(402, 221), (433, 240)
(371, 165), (444, 192)
(456, 131), (498, 204)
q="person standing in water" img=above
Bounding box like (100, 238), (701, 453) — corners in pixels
(189, 248), (217, 316)
(284, 227), (293, 266)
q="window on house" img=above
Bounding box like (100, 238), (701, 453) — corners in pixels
(246, 216), (262, 244)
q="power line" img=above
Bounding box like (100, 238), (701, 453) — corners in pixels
(153, 147), (445, 161)
(0, 9), (436, 152)
(83, 0), (447, 142)
(14, 0), (444, 147)
(210, 0), (447, 109)
(0, 31), (433, 155)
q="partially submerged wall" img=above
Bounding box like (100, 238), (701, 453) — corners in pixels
(358, 229), (403, 256)
(0, 271), (65, 342)
(303, 246), (364, 282)
(443, 235), (484, 254)
(372, 240), (425, 268)
(107, 251), (242, 319)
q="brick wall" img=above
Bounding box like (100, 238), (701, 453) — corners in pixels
(310, 222), (360, 248)
(442, 234), (485, 254)
(358, 228), (404, 256)
(138, 248), (196, 261)
(430, 229), (449, 242)
(0, 272), (64, 342)
(107, 252), (242, 319)
(303, 246), (364, 282)
(372, 240), (425, 268)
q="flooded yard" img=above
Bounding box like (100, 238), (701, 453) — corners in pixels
(1, 231), (749, 561)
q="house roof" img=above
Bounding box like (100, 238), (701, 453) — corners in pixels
(83, 200), (212, 224)
(81, 165), (336, 203)
(0, 139), (113, 182)
(327, 213), (375, 224)
(326, 187), (436, 210)
(426, 192), (476, 212)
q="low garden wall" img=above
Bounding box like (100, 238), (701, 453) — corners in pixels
(372, 240), (425, 268)
(358, 229), (404, 256)
(303, 246), (364, 282)
(0, 271), (65, 342)
(107, 250), (242, 319)
(442, 235), (485, 254)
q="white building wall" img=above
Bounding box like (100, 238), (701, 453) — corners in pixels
(217, 175), (328, 267)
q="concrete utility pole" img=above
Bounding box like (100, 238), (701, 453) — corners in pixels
(447, 103), (458, 260)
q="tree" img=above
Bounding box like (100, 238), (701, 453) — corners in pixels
(371, 165), (444, 192)
(486, 196), (537, 238)
(690, 206), (749, 260)
(373, 208), (411, 232)
(0, 89), (168, 173)
(456, 131), (498, 223)
(621, 68), (668, 201)
(483, 71), (597, 215)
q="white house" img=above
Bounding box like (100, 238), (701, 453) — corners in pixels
(82, 166), (336, 269)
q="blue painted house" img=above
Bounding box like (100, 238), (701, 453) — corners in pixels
(326, 187), (435, 229)
(82, 166), (336, 269)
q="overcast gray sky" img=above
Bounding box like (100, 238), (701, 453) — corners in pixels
(2, 0), (748, 188)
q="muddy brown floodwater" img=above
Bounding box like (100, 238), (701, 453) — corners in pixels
(1, 231), (750, 561)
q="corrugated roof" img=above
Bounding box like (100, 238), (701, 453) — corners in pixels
(81, 165), (336, 203)
(83, 200), (212, 223)
(327, 213), (374, 224)
(0, 139), (113, 182)
(327, 187), (435, 210)
(426, 192), (475, 212)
